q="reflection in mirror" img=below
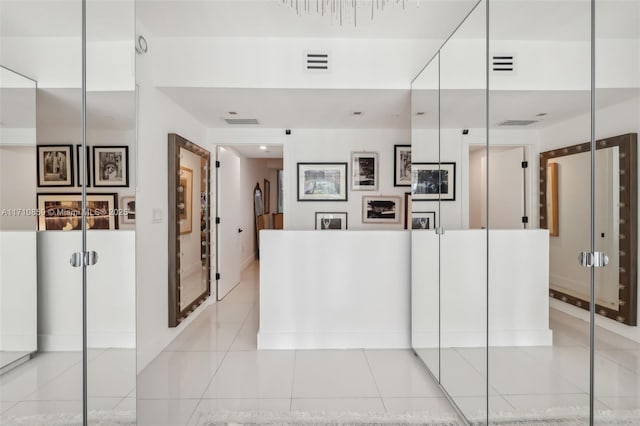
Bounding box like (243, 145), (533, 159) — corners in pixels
(411, 52), (440, 381)
(438, 1), (487, 422)
(541, 135), (637, 326)
(168, 133), (211, 327)
(254, 182), (263, 259)
(0, 66), (38, 373)
(488, 0), (591, 422)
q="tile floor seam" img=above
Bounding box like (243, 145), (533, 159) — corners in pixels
(362, 349), (387, 413)
(14, 353), (87, 402)
(289, 350), (297, 411)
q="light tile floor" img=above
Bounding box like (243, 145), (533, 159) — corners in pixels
(2, 261), (639, 425)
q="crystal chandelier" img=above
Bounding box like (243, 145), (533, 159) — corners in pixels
(279, 0), (416, 27)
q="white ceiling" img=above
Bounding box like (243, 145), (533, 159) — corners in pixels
(2, 0), (639, 158)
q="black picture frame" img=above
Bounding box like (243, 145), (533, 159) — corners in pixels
(93, 145), (129, 187)
(412, 162), (456, 201)
(297, 162), (348, 201)
(315, 212), (348, 230)
(411, 211), (437, 230)
(394, 144), (411, 187)
(37, 144), (74, 187)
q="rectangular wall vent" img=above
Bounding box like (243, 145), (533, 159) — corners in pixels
(305, 52), (329, 72)
(223, 118), (260, 125)
(498, 120), (538, 126)
(492, 54), (515, 72)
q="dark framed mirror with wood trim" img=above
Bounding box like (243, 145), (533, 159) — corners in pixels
(540, 133), (637, 326)
(168, 133), (211, 327)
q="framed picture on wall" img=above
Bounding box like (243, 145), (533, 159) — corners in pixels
(178, 166), (193, 235)
(404, 192), (412, 229)
(412, 162), (456, 201)
(411, 211), (436, 230)
(297, 162), (348, 201)
(120, 196), (136, 225)
(93, 146), (129, 187)
(37, 145), (74, 187)
(315, 212), (348, 230)
(351, 151), (378, 190)
(36, 193), (118, 231)
(76, 144), (91, 187)
(362, 195), (401, 224)
(264, 179), (271, 214)
(394, 145), (411, 187)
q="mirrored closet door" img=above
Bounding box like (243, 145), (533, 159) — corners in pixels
(0, 1), (137, 424)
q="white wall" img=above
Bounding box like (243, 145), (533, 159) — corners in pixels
(136, 24), (210, 372)
(37, 231), (135, 350)
(259, 230), (411, 349)
(0, 146), (37, 230)
(0, 232), (37, 352)
(539, 96), (640, 342)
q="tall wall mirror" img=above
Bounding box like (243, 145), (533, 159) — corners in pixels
(411, 52), (441, 381)
(540, 134), (637, 326)
(0, 66), (38, 374)
(168, 133), (211, 327)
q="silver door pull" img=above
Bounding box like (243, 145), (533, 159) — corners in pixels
(578, 251), (609, 268)
(69, 251), (99, 267)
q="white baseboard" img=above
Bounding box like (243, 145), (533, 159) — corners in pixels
(257, 331), (410, 350)
(39, 332), (135, 351)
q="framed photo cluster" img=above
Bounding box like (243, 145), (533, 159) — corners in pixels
(37, 144), (129, 188)
(298, 147), (456, 229)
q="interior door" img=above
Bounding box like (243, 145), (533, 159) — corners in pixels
(217, 147), (242, 300)
(482, 146), (526, 229)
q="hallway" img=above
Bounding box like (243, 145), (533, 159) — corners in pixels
(136, 262), (459, 425)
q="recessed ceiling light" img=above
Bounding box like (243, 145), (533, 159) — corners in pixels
(416, 112), (426, 116)
(259, 145), (268, 151)
(536, 112), (547, 117)
(228, 111), (238, 115)
(353, 111), (362, 115)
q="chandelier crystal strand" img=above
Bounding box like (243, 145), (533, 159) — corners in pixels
(281, 0), (408, 26)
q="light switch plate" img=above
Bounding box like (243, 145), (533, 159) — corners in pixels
(152, 208), (162, 223)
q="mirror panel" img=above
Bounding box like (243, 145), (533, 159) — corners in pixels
(410, 52), (441, 380)
(594, 0), (640, 420)
(438, 1), (488, 421)
(488, 0), (592, 421)
(0, 66), (38, 373)
(85, 0), (137, 419)
(168, 133), (211, 327)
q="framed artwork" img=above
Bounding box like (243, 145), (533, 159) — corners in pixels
(315, 212), (348, 230)
(412, 162), (456, 201)
(297, 162), (348, 201)
(120, 196), (136, 225)
(264, 179), (271, 214)
(412, 211), (437, 230)
(178, 166), (193, 235)
(394, 144), (412, 187)
(76, 145), (91, 187)
(37, 145), (74, 187)
(404, 192), (412, 229)
(93, 146), (129, 187)
(351, 151), (378, 191)
(362, 195), (401, 224)
(36, 193), (118, 231)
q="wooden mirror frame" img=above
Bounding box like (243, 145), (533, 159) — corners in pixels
(168, 133), (211, 327)
(540, 133), (637, 325)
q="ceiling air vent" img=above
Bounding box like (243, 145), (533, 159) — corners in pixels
(224, 118), (260, 125)
(492, 54), (515, 73)
(305, 52), (330, 72)
(498, 120), (538, 126)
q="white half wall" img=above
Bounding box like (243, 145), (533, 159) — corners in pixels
(258, 230), (411, 349)
(37, 231), (135, 350)
(0, 232), (37, 351)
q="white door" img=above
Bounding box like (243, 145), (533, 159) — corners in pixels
(217, 147), (242, 300)
(470, 146), (526, 229)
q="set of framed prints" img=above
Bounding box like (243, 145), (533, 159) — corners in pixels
(297, 146), (455, 230)
(37, 144), (129, 188)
